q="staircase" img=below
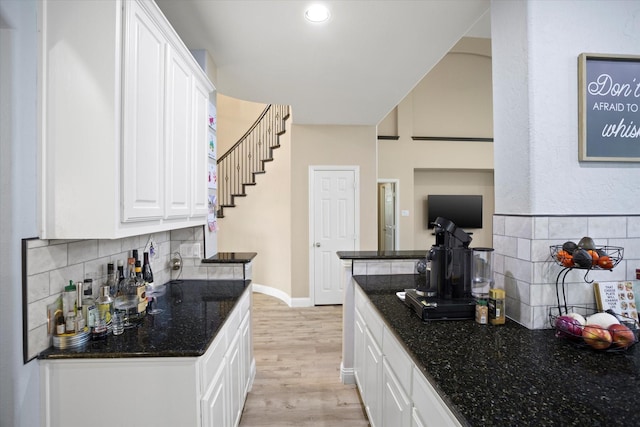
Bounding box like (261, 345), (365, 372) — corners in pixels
(217, 104), (290, 218)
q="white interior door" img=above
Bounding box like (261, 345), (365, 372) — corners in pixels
(311, 167), (358, 305)
(382, 183), (395, 251)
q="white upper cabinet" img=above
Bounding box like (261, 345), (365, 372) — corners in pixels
(38, 0), (215, 239)
(163, 45), (193, 219)
(122, 0), (166, 222)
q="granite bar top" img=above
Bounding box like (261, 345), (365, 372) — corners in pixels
(354, 274), (640, 427)
(38, 279), (251, 359)
(202, 252), (257, 264)
(337, 250), (426, 260)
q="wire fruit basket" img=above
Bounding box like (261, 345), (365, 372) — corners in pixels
(549, 245), (623, 270)
(549, 306), (639, 352)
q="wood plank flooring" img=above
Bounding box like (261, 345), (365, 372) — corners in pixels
(239, 293), (370, 426)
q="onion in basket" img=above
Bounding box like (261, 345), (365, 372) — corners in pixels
(555, 315), (582, 339)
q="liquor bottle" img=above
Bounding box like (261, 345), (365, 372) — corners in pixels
(82, 280), (96, 329)
(96, 285), (114, 326)
(117, 260), (125, 290)
(116, 258), (146, 324)
(106, 263), (117, 298)
(134, 260), (148, 315)
(92, 285), (111, 341)
(76, 281), (85, 331)
(142, 252), (154, 288)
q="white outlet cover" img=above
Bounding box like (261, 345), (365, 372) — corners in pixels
(180, 243), (194, 258)
(192, 243), (201, 258)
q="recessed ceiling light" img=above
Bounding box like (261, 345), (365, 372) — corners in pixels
(305, 4), (330, 23)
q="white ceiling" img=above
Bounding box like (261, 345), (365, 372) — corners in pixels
(156, 0), (491, 126)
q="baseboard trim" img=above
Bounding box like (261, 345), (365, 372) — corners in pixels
(251, 284), (312, 308)
(340, 362), (355, 385)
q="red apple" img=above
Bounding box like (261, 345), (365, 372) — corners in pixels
(609, 324), (636, 349)
(582, 325), (612, 350)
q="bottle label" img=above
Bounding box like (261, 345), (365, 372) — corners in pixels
(97, 303), (112, 324)
(86, 305), (97, 327)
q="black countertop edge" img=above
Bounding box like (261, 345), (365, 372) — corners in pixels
(38, 279), (252, 360)
(337, 250), (426, 260)
(202, 252), (257, 264)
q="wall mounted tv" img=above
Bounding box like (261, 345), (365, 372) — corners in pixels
(427, 195), (483, 229)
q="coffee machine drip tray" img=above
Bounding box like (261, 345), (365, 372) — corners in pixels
(405, 289), (475, 321)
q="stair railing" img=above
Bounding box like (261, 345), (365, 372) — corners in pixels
(217, 104), (290, 217)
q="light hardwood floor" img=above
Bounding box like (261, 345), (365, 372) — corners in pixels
(239, 293), (370, 427)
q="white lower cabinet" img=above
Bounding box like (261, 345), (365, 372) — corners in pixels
(353, 307), (365, 390)
(363, 327), (383, 427)
(41, 288), (254, 427)
(382, 358), (411, 427)
(354, 286), (462, 427)
(411, 366), (461, 427)
(202, 360), (229, 426)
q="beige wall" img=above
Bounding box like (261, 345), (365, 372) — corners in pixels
(378, 37), (494, 251)
(290, 125), (377, 298)
(413, 169), (494, 249)
(218, 37), (492, 299)
(217, 117), (293, 296)
(216, 94), (268, 154)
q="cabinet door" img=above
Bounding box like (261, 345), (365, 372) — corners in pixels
(382, 358), (411, 427)
(363, 327), (382, 427)
(227, 332), (243, 427)
(122, 0), (165, 222)
(240, 309), (252, 396)
(354, 307), (365, 390)
(164, 46), (192, 219)
(191, 78), (210, 217)
(202, 360), (228, 427)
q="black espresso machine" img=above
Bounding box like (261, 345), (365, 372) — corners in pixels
(405, 217), (476, 320)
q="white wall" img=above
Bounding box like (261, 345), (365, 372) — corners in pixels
(0, 1), (40, 426)
(491, 0), (640, 329)
(493, 0), (640, 215)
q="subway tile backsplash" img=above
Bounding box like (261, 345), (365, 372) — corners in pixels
(494, 215), (640, 329)
(23, 226), (238, 361)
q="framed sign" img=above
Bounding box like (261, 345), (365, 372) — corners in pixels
(578, 53), (640, 162)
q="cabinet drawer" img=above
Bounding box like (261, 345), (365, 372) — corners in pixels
(383, 327), (412, 389)
(412, 366), (461, 427)
(239, 287), (251, 315)
(356, 286), (383, 345)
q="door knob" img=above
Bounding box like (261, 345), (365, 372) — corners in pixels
(314, 242), (321, 247)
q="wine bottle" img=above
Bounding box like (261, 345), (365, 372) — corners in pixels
(142, 252), (154, 288)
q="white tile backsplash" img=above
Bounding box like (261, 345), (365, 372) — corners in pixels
(517, 238), (531, 261)
(495, 214), (640, 329)
(27, 244), (68, 276)
(68, 240), (98, 264)
(588, 217), (628, 239)
(548, 217), (588, 240)
(23, 228), (186, 359)
(367, 261), (391, 275)
(391, 261), (417, 275)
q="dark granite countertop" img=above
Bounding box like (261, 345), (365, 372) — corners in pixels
(354, 274), (640, 427)
(38, 279), (251, 359)
(337, 250), (426, 260)
(202, 252), (257, 264)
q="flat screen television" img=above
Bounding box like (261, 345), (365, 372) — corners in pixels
(427, 195), (483, 229)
